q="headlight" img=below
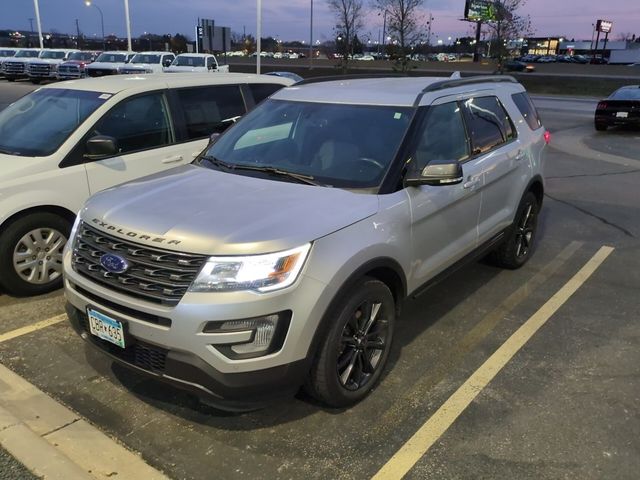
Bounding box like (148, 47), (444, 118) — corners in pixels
(51, 64), (58, 72)
(190, 244), (311, 293)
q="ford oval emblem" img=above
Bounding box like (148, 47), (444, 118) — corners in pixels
(100, 253), (129, 274)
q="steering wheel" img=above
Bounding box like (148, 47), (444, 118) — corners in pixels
(356, 157), (385, 171)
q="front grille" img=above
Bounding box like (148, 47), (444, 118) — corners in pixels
(87, 68), (116, 77)
(78, 312), (167, 373)
(119, 68), (144, 74)
(4, 62), (25, 74)
(28, 63), (51, 76)
(72, 222), (208, 306)
(58, 65), (81, 77)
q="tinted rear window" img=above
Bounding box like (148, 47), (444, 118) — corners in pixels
(464, 96), (515, 155)
(512, 92), (542, 130)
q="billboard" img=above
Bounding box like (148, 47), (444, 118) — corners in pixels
(596, 19), (613, 33)
(464, 0), (497, 21)
(198, 19), (231, 52)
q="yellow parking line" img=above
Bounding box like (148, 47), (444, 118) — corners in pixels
(0, 314), (67, 344)
(372, 245), (614, 480)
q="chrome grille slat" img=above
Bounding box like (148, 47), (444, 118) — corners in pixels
(72, 222), (207, 305)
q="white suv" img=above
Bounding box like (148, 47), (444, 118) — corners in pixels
(0, 73), (293, 296)
(118, 51), (176, 74)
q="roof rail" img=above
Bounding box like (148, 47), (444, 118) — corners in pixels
(421, 75), (519, 94)
(295, 73), (406, 86)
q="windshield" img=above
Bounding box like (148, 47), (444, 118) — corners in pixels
(95, 53), (127, 63)
(609, 88), (640, 101)
(0, 89), (107, 157)
(68, 52), (93, 61)
(130, 54), (160, 64)
(202, 99), (413, 189)
(173, 56), (205, 67)
(15, 50), (40, 58)
(40, 51), (67, 59)
(0, 50), (16, 57)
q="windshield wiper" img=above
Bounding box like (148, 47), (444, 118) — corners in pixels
(198, 156), (319, 186)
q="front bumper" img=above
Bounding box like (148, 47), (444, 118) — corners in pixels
(63, 248), (335, 410)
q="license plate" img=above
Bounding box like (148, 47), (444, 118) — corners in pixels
(616, 112), (629, 118)
(87, 308), (125, 348)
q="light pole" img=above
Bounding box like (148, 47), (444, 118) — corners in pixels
(256, 0), (262, 73)
(124, 0), (132, 52)
(84, 1), (105, 50)
(33, 0), (43, 48)
(308, 0), (313, 69)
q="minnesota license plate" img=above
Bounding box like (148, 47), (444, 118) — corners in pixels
(87, 308), (125, 348)
(616, 112), (629, 118)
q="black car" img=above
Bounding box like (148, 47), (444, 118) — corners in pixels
(504, 60), (535, 73)
(595, 85), (640, 131)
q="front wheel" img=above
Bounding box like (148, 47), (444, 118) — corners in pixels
(306, 277), (395, 408)
(595, 121), (608, 131)
(30, 79), (41, 84)
(491, 191), (539, 269)
(0, 213), (71, 296)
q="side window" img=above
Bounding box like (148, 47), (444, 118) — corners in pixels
(162, 54), (174, 66)
(91, 93), (173, 154)
(249, 83), (285, 104)
(175, 85), (246, 140)
(206, 57), (214, 69)
(464, 96), (515, 155)
(415, 101), (469, 170)
(511, 92), (542, 130)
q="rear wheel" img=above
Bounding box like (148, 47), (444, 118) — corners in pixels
(30, 79), (41, 84)
(595, 121), (608, 131)
(306, 277), (395, 408)
(491, 191), (539, 269)
(0, 213), (70, 296)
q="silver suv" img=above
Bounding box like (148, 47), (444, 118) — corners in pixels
(63, 75), (548, 410)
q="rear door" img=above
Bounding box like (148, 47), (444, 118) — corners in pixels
(461, 94), (524, 243)
(406, 98), (482, 285)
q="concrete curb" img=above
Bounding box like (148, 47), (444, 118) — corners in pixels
(0, 363), (170, 480)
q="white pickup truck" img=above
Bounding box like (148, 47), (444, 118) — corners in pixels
(164, 53), (229, 73)
(118, 51), (176, 74)
(27, 49), (78, 84)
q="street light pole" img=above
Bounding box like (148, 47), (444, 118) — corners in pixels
(308, 0), (313, 69)
(256, 0), (262, 73)
(33, 0), (43, 48)
(85, 1), (105, 50)
(124, 0), (132, 52)
(382, 10), (387, 57)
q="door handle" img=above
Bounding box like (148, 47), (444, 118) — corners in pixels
(515, 151), (526, 162)
(162, 155), (184, 164)
(463, 179), (480, 190)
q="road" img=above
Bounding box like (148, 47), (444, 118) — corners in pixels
(0, 79), (639, 479)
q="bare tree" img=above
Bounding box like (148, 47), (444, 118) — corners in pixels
(327, 0), (366, 72)
(374, 0), (425, 72)
(616, 32), (634, 41)
(482, 0), (533, 73)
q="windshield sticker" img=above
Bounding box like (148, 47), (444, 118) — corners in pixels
(98, 93), (112, 100)
(394, 112), (402, 119)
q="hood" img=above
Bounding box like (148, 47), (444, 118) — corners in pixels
(29, 59), (63, 65)
(87, 62), (125, 70)
(165, 66), (204, 72)
(0, 154), (50, 185)
(82, 165), (379, 255)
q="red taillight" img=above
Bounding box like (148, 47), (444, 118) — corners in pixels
(597, 102), (607, 110)
(544, 131), (551, 144)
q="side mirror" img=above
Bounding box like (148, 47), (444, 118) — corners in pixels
(84, 135), (118, 160)
(405, 159), (463, 187)
(163, 59), (173, 67)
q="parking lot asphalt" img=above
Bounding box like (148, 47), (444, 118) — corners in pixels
(0, 79), (639, 479)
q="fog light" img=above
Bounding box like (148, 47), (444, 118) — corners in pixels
(205, 311), (291, 359)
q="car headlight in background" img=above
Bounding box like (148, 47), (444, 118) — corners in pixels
(190, 243), (311, 293)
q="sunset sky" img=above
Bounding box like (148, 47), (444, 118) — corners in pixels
(3, 0), (638, 44)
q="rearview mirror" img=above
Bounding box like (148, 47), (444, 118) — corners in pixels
(405, 159), (463, 187)
(84, 135), (119, 160)
(209, 132), (221, 144)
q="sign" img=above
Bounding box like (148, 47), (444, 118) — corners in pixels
(596, 19), (613, 33)
(464, 0), (497, 21)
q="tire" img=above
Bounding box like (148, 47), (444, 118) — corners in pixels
(491, 191), (539, 269)
(0, 213), (71, 296)
(7, 77), (15, 82)
(30, 79), (41, 85)
(306, 277), (395, 408)
(595, 122), (607, 131)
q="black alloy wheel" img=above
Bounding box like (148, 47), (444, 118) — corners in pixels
(491, 191), (539, 269)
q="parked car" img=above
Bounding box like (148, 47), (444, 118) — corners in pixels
(265, 71), (303, 83)
(536, 55), (557, 63)
(589, 56), (608, 65)
(86, 51), (135, 77)
(26, 49), (78, 84)
(3, 48), (42, 81)
(62, 74), (547, 411)
(504, 60), (535, 72)
(164, 53), (229, 73)
(118, 51), (175, 74)
(0, 73), (294, 296)
(0, 48), (17, 78)
(57, 51), (101, 80)
(594, 85), (640, 131)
